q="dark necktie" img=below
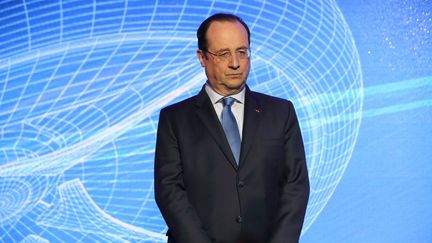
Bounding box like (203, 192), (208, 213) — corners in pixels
(221, 97), (241, 164)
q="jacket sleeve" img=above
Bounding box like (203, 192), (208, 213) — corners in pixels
(268, 101), (310, 243)
(154, 109), (211, 243)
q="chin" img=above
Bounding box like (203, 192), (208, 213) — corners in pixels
(226, 78), (245, 85)
(226, 82), (246, 91)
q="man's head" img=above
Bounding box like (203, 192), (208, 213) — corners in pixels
(197, 13), (251, 96)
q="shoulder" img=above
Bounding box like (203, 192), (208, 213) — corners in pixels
(161, 95), (196, 111)
(159, 95), (198, 117)
(250, 90), (294, 109)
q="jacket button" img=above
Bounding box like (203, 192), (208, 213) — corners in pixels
(238, 181), (244, 188)
(236, 216), (242, 223)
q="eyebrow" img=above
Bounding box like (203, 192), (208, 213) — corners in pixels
(236, 46), (249, 50)
(215, 46), (249, 52)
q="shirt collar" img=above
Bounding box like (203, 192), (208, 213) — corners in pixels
(205, 83), (245, 104)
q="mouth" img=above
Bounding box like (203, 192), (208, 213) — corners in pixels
(226, 73), (242, 78)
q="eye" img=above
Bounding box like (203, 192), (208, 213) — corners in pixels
(217, 51), (231, 58)
(236, 49), (248, 57)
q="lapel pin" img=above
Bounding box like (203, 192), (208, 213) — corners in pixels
(255, 108), (261, 113)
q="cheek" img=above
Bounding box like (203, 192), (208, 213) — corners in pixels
(205, 65), (218, 78)
(215, 66), (227, 79)
(244, 62), (251, 72)
(243, 65), (250, 77)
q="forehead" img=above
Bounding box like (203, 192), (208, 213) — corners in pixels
(206, 20), (249, 50)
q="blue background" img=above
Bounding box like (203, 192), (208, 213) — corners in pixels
(304, 1), (432, 242)
(0, 0), (431, 242)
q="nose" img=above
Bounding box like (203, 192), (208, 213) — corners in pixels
(228, 53), (240, 69)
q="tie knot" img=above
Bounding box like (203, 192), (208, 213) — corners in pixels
(222, 97), (236, 107)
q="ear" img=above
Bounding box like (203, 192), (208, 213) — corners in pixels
(197, 49), (206, 67)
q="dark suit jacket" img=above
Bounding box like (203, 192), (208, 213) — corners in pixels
(154, 86), (309, 243)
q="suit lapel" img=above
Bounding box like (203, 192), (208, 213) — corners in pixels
(239, 87), (262, 167)
(195, 87), (238, 169)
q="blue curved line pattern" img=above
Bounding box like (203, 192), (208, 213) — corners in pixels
(0, 0), (363, 242)
(38, 179), (166, 240)
(20, 234), (49, 243)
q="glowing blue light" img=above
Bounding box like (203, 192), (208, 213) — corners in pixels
(0, 1), (362, 241)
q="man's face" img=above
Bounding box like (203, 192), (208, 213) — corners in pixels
(197, 21), (250, 96)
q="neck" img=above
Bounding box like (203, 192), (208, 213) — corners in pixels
(207, 82), (245, 96)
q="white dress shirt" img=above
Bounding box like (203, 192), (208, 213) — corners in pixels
(205, 83), (245, 140)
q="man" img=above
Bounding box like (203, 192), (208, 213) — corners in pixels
(154, 13), (309, 243)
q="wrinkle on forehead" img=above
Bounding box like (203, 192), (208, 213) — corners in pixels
(206, 21), (249, 52)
